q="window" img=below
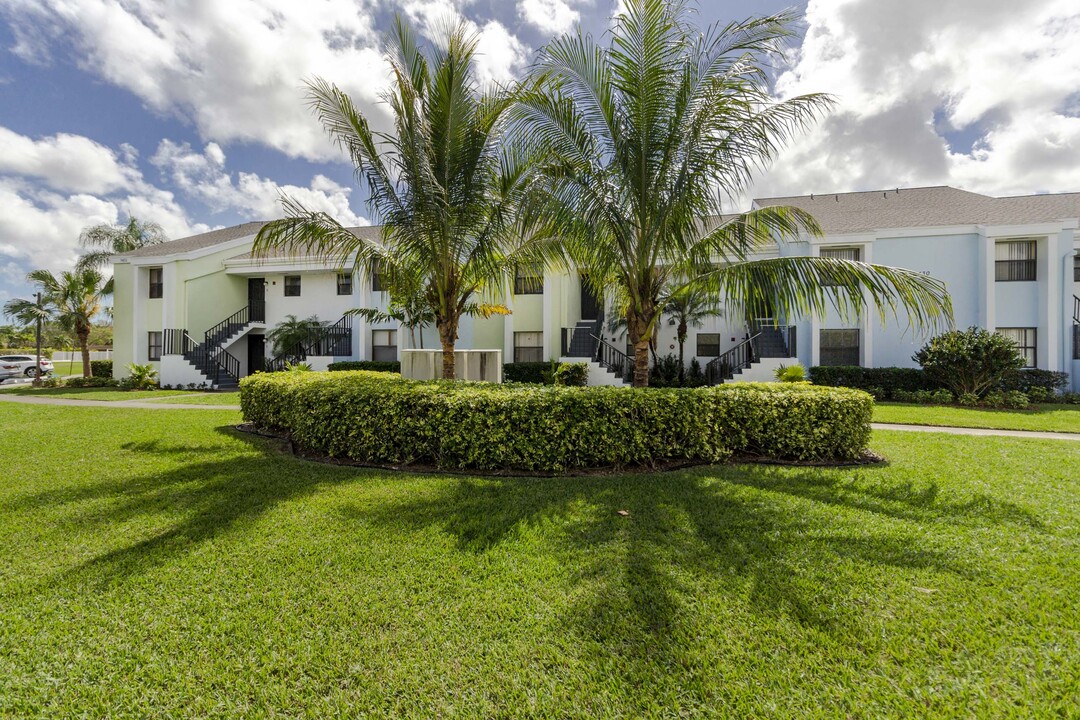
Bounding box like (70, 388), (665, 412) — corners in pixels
(696, 333), (721, 357)
(148, 268), (163, 299)
(995, 240), (1037, 282)
(372, 260), (387, 292)
(819, 329), (860, 366)
(820, 247), (860, 287)
(997, 327), (1037, 368)
(372, 329), (397, 362)
(284, 275), (302, 297)
(1074, 254), (1079, 282)
(147, 331), (162, 361)
(514, 264), (543, 295)
(336, 272), (353, 296)
(513, 332), (543, 363)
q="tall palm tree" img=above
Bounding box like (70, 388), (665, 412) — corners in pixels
(4, 268), (107, 377)
(663, 283), (723, 382)
(513, 0), (952, 386)
(252, 16), (536, 379)
(77, 217), (168, 293)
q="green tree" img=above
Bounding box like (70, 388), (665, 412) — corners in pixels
(513, 0), (952, 385)
(266, 314), (323, 357)
(663, 284), (723, 383)
(76, 217), (168, 293)
(253, 17), (535, 379)
(3, 268), (107, 377)
(913, 327), (1026, 397)
(350, 280), (436, 350)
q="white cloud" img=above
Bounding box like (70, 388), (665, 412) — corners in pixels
(0, 0), (390, 161)
(756, 0), (1080, 198)
(0, 127), (142, 194)
(518, 0), (584, 36)
(150, 139), (368, 226)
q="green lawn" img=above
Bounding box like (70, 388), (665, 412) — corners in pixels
(1, 406), (1077, 717)
(874, 402), (1080, 434)
(48, 361), (83, 377)
(143, 391), (241, 406)
(0, 387), (192, 401)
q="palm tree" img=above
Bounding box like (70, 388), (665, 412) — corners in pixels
(351, 282), (436, 350)
(663, 284), (723, 383)
(513, 0), (952, 386)
(77, 217), (168, 293)
(266, 314), (323, 357)
(253, 17), (536, 379)
(4, 268), (107, 377)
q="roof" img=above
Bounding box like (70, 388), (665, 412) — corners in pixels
(227, 225), (384, 261)
(120, 221), (270, 258)
(753, 186), (1080, 235)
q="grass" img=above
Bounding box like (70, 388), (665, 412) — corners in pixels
(48, 361), (83, 377)
(144, 391), (241, 406)
(1, 405), (1077, 717)
(0, 387), (192, 401)
(874, 402), (1080, 434)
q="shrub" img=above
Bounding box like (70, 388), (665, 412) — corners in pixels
(553, 362), (588, 387)
(893, 389), (952, 405)
(913, 327), (1026, 397)
(1025, 386), (1052, 403)
(327, 361), (401, 373)
(957, 392), (979, 406)
(684, 358), (706, 387)
(66, 376), (119, 388)
(809, 366), (935, 399)
(998, 369), (1069, 395)
(1002, 391), (1030, 409)
(774, 363), (807, 383)
(40, 376), (65, 388)
(90, 360), (113, 377)
(120, 363), (158, 390)
(240, 372), (873, 471)
(502, 362), (554, 384)
(1060, 392), (1080, 405)
(648, 354), (682, 387)
(982, 391), (1005, 408)
(285, 362), (313, 372)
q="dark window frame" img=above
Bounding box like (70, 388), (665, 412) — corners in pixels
(995, 240), (1037, 282)
(147, 331), (163, 361)
(819, 328), (860, 367)
(1073, 255), (1080, 282)
(513, 265), (544, 295)
(372, 329), (397, 362)
(371, 261), (387, 292)
(997, 327), (1037, 368)
(696, 333), (721, 357)
(513, 331), (544, 363)
(336, 272), (353, 296)
(283, 275), (302, 297)
(148, 268), (163, 299)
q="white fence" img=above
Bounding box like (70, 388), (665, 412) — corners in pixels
(51, 350), (113, 362)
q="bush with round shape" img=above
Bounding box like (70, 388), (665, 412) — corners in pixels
(774, 363), (807, 383)
(1002, 391), (1029, 409)
(240, 371), (873, 472)
(913, 327), (1026, 398)
(553, 362), (588, 387)
(90, 359), (113, 378)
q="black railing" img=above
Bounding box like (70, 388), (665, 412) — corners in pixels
(205, 304), (254, 349)
(592, 335), (631, 379)
(163, 328), (186, 355)
(1073, 295), (1079, 325)
(1074, 295), (1080, 360)
(705, 333), (760, 385)
(264, 315), (353, 372)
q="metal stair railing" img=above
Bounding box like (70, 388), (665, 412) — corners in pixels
(264, 315), (354, 372)
(591, 334), (631, 380)
(705, 332), (760, 385)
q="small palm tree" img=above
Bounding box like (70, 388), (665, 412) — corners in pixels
(663, 284), (723, 383)
(77, 217), (168, 293)
(266, 315), (323, 357)
(351, 279), (436, 350)
(253, 17), (536, 379)
(3, 268), (107, 377)
(513, 0), (952, 386)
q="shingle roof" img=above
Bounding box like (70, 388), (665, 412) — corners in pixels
(753, 186), (1080, 234)
(120, 221), (270, 258)
(227, 225), (384, 260)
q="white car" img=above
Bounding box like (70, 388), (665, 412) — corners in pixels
(0, 355), (55, 380)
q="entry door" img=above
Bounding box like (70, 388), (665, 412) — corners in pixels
(580, 275), (601, 320)
(248, 278), (265, 322)
(248, 334), (265, 375)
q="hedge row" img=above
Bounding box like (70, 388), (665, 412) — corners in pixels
(240, 371), (873, 471)
(327, 361), (401, 373)
(90, 360), (113, 377)
(810, 365), (1069, 400)
(503, 362), (552, 384)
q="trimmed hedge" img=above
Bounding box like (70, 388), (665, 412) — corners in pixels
(810, 366), (936, 400)
(240, 371), (873, 471)
(503, 362), (553, 384)
(327, 361), (401, 373)
(90, 360), (113, 377)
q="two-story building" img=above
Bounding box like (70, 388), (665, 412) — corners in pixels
(112, 186), (1080, 390)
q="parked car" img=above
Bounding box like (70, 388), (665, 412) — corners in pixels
(0, 355), (55, 380)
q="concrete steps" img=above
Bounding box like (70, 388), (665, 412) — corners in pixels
(559, 358), (627, 387)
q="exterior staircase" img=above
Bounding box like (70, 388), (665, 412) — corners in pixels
(163, 302), (264, 388)
(706, 323), (797, 385)
(560, 312), (628, 386)
(265, 315), (353, 372)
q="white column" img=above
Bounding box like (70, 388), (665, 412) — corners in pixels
(862, 241), (873, 367)
(978, 229), (995, 330)
(1039, 232), (1061, 370)
(542, 269), (555, 360)
(162, 262), (179, 330)
(503, 278), (515, 362)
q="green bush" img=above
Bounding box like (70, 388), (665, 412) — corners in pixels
(66, 376), (119, 388)
(809, 366), (935, 399)
(553, 362), (588, 387)
(893, 389), (953, 405)
(913, 327), (1026, 397)
(90, 360), (113, 377)
(502, 362), (554, 384)
(774, 363), (807, 383)
(957, 392), (980, 407)
(1001, 390), (1030, 409)
(240, 372), (873, 471)
(998, 369), (1069, 395)
(119, 363), (158, 390)
(327, 361), (401, 373)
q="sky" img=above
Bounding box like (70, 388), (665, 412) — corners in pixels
(0, 0), (1079, 307)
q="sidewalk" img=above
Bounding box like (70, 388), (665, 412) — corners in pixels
(871, 422), (1080, 442)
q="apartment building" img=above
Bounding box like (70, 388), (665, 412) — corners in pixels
(113, 186), (1080, 390)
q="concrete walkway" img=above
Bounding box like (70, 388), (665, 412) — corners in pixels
(0, 394), (240, 410)
(871, 422), (1080, 442)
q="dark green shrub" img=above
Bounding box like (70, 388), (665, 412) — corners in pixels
(1001, 391), (1030, 409)
(648, 354), (682, 387)
(554, 362), (588, 387)
(90, 360), (113, 377)
(893, 389), (952, 405)
(66, 376), (119, 388)
(684, 359), (706, 387)
(958, 392), (979, 406)
(119, 363), (158, 390)
(998, 369), (1069, 394)
(240, 371), (873, 471)
(809, 366), (935, 399)
(502, 362), (554, 384)
(913, 327), (1026, 397)
(327, 361), (401, 373)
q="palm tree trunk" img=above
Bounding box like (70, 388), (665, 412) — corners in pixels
(437, 317), (457, 380)
(627, 309), (652, 388)
(78, 327), (91, 377)
(677, 321), (687, 385)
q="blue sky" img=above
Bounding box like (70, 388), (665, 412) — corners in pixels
(1, 0), (1078, 308)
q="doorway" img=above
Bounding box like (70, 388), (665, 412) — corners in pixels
(248, 277), (265, 322)
(580, 275), (601, 320)
(247, 334), (265, 375)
